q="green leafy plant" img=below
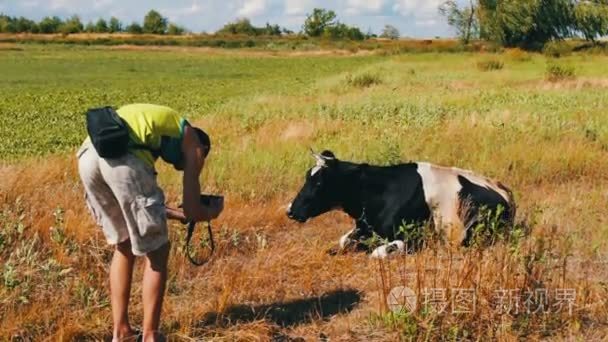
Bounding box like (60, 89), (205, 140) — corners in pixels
(476, 59), (504, 71)
(546, 63), (575, 82)
(346, 72), (383, 88)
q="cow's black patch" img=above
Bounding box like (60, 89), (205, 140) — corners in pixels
(457, 175), (513, 245)
(358, 164), (431, 241)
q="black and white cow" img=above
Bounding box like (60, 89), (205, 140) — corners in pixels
(286, 150), (515, 258)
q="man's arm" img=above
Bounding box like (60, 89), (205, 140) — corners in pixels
(181, 125), (220, 222)
(166, 206), (188, 224)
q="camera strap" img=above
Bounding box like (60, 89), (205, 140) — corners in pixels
(185, 220), (215, 266)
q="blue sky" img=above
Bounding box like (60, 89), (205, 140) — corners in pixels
(0, 0), (457, 38)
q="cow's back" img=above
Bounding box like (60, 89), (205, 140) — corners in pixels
(415, 162), (515, 244)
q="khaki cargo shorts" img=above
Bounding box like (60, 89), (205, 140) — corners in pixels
(77, 142), (168, 256)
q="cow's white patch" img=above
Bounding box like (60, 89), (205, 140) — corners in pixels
(416, 162), (436, 205)
(370, 240), (406, 259)
(445, 165), (510, 203)
(310, 165), (323, 176)
(416, 162), (465, 245)
(310, 153), (329, 176)
(339, 228), (355, 249)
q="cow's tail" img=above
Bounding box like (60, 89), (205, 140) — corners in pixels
(497, 181), (516, 225)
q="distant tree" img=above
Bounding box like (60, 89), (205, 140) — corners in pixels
(217, 18), (258, 35)
(574, 0), (608, 43)
(126, 22), (143, 34)
(13, 17), (37, 33)
(167, 23), (185, 35)
(443, 0), (608, 48)
(38, 16), (63, 33)
(303, 8), (337, 37)
(0, 15), (16, 33)
(95, 18), (109, 33)
(323, 22), (364, 40)
(1, 14), (40, 33)
(217, 19), (286, 36)
(380, 24), (400, 39)
(440, 0), (477, 44)
(365, 28), (376, 39)
(59, 15), (83, 34)
(85, 21), (95, 33)
(477, 0), (575, 48)
(264, 22), (282, 35)
(143, 10), (168, 34)
(109, 17), (122, 33)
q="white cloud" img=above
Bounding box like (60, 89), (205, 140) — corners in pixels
(279, 14), (306, 27)
(345, 0), (385, 15)
(20, 1), (38, 8)
(93, 0), (115, 10)
(284, 0), (315, 16)
(49, 0), (82, 10)
(393, 0), (442, 17)
(237, 0), (267, 17)
(163, 1), (204, 21)
(416, 18), (438, 27)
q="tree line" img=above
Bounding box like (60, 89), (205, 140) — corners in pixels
(0, 8), (401, 41)
(441, 0), (608, 48)
(0, 10), (185, 35)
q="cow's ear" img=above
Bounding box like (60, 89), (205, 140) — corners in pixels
(320, 150), (337, 168)
(320, 150), (336, 159)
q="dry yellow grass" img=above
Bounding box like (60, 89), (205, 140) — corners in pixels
(1, 138), (607, 340)
(1, 48), (608, 340)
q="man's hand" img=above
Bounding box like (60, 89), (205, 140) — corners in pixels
(166, 206), (189, 224)
(181, 125), (207, 222)
(166, 202), (223, 224)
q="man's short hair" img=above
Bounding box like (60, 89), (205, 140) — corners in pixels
(192, 127), (211, 157)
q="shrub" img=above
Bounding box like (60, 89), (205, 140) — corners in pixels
(543, 41), (573, 58)
(476, 59), (504, 71)
(346, 73), (382, 88)
(545, 63), (575, 82)
(505, 48), (532, 61)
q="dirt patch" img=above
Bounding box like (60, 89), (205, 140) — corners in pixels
(449, 80), (475, 91)
(0, 43), (23, 51)
(103, 44), (375, 57)
(533, 78), (608, 90)
(281, 122), (315, 141)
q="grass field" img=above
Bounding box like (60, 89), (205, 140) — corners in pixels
(1, 44), (608, 340)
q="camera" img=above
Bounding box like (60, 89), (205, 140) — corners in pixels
(178, 194), (224, 209)
(199, 194), (224, 207)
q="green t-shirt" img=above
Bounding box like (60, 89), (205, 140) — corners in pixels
(116, 104), (188, 168)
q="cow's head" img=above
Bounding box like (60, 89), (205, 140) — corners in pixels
(287, 150), (342, 223)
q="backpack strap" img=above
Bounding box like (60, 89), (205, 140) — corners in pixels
(127, 140), (161, 158)
(185, 220), (215, 266)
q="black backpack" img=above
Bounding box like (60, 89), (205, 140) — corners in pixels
(86, 106), (154, 158)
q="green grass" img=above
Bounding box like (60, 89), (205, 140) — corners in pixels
(2, 45), (608, 199)
(0, 45), (379, 160)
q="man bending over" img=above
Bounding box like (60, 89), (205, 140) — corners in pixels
(77, 104), (223, 341)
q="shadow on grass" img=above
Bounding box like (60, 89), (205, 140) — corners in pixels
(199, 289), (362, 328)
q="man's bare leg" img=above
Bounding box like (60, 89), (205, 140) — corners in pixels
(142, 242), (170, 342)
(111, 240), (136, 341)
